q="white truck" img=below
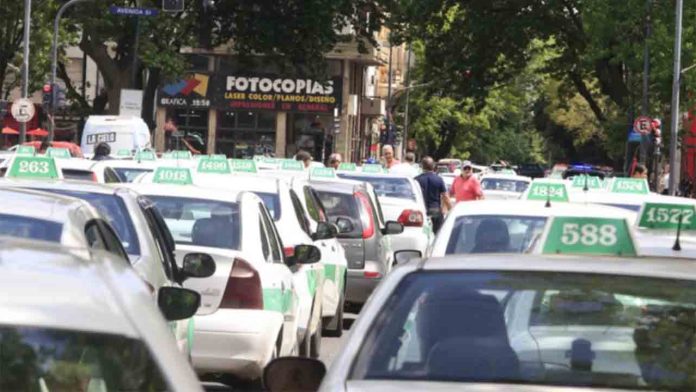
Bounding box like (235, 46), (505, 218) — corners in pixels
(81, 116), (151, 156)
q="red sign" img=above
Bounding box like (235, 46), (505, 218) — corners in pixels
(633, 116), (653, 135)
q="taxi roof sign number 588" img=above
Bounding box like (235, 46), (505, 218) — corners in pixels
(541, 216), (637, 257)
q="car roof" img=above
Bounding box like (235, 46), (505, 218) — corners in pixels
(310, 177), (365, 193)
(419, 253), (696, 281)
(480, 174), (531, 182)
(0, 186), (90, 222)
(100, 159), (159, 169)
(55, 158), (99, 171)
(0, 238), (138, 336)
(338, 172), (416, 181)
(448, 199), (635, 220)
(0, 178), (125, 195)
(195, 172), (280, 193)
(127, 181), (244, 203)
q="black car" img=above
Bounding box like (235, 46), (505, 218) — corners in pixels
(516, 163), (546, 179)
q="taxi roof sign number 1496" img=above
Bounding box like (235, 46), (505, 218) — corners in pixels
(542, 217), (637, 257)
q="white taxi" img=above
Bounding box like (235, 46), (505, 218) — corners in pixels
(129, 167), (320, 382)
(0, 239), (203, 391)
(479, 173), (531, 200)
(101, 150), (160, 182)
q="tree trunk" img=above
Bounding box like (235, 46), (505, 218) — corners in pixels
(141, 67), (160, 129)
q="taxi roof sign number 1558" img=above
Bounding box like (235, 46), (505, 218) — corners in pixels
(541, 216), (637, 257)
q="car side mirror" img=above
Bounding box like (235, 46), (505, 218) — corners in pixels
(335, 217), (354, 234)
(292, 244), (321, 265)
(182, 253), (216, 279)
(383, 221), (404, 235)
(394, 250), (422, 265)
(157, 287), (201, 321)
(264, 357), (326, 392)
(312, 221), (338, 241)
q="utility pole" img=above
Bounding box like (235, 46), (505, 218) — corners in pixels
(20, 0), (32, 144)
(639, 0), (651, 165)
(668, 0), (683, 195)
(384, 35), (393, 153)
(402, 43), (412, 159)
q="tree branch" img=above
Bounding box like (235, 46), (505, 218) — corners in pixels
(569, 72), (606, 123)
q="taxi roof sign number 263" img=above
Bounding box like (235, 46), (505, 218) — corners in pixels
(7, 156), (59, 179)
(542, 216), (637, 257)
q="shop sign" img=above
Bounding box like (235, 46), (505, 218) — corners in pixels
(158, 73), (212, 108)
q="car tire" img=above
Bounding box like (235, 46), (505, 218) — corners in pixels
(324, 291), (344, 337)
(310, 317), (322, 358)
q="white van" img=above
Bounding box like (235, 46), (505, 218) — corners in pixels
(81, 116), (151, 156)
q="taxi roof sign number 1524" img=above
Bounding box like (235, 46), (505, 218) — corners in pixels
(542, 216), (637, 257)
(611, 178), (649, 195)
(7, 156), (60, 179)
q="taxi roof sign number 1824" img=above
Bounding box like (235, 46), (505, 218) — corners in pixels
(542, 216), (637, 257)
(526, 182), (569, 202)
(7, 156), (60, 179)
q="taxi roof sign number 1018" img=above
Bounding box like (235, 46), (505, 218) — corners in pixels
(7, 156), (60, 179)
(542, 216), (637, 257)
(153, 167), (193, 185)
(526, 182), (569, 202)
(638, 202), (696, 230)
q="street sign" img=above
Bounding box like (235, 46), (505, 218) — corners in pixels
(11, 99), (35, 123)
(109, 6), (159, 16)
(542, 216), (637, 256)
(633, 115), (653, 135)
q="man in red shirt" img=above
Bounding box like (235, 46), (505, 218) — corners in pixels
(451, 160), (483, 202)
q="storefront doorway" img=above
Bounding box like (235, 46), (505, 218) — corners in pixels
(216, 111), (276, 158)
(288, 113), (332, 162)
(165, 108), (209, 154)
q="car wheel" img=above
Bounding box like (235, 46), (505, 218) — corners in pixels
(324, 291), (344, 337)
(310, 317), (322, 358)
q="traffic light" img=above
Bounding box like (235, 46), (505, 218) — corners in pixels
(162, 0), (184, 12)
(42, 84), (52, 109)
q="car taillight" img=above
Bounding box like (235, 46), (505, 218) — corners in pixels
(364, 271), (382, 279)
(283, 246), (295, 258)
(355, 192), (375, 239)
(397, 209), (424, 227)
(219, 258), (263, 309)
(90, 172), (98, 182)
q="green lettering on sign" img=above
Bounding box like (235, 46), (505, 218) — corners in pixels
(638, 202), (696, 230)
(311, 167), (336, 179)
(198, 158), (231, 174)
(153, 167), (193, 185)
(526, 182), (569, 202)
(571, 175), (602, 189)
(116, 149), (132, 157)
(542, 216), (636, 256)
(611, 178), (649, 195)
(229, 159), (257, 173)
(362, 164), (384, 173)
(338, 162), (357, 172)
(7, 156), (59, 179)
(45, 148), (71, 159)
(134, 150), (156, 161)
(16, 146), (35, 156)
(281, 160), (304, 171)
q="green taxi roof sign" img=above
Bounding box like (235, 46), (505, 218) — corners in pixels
(311, 167), (336, 179)
(7, 156), (59, 179)
(16, 146), (35, 156)
(153, 167), (193, 185)
(134, 150), (157, 161)
(526, 182), (569, 202)
(230, 159), (257, 173)
(338, 162), (357, 172)
(542, 216), (637, 256)
(198, 158), (232, 174)
(45, 147), (71, 159)
(361, 164), (384, 173)
(611, 178), (649, 195)
(163, 151), (192, 160)
(281, 160), (304, 171)
(571, 175), (603, 189)
(638, 202), (696, 230)
(116, 149), (132, 157)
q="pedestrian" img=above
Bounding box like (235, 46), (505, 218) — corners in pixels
(382, 145), (400, 169)
(404, 152), (416, 165)
(632, 164), (648, 179)
(415, 156), (451, 233)
(295, 150), (312, 169)
(38, 141), (51, 154)
(450, 160), (483, 202)
(328, 153), (342, 170)
(92, 142), (112, 161)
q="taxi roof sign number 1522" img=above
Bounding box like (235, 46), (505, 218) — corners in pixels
(638, 202), (696, 230)
(542, 216), (637, 257)
(7, 156), (60, 179)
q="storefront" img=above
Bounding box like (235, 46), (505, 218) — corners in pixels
(155, 64), (344, 160)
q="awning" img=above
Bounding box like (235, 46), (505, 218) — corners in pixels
(2, 127), (18, 135)
(27, 128), (49, 137)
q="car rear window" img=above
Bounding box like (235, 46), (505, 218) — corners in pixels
(148, 195), (241, 250)
(0, 213), (62, 242)
(445, 215), (547, 254)
(481, 178), (530, 193)
(62, 169), (95, 182)
(252, 192), (281, 220)
(338, 175), (416, 201)
(113, 168), (152, 183)
(46, 190), (141, 256)
(315, 190), (363, 237)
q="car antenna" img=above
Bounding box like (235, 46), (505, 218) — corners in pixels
(545, 187), (552, 208)
(583, 170), (589, 192)
(673, 211), (683, 251)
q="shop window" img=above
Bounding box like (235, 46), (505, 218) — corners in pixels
(237, 112), (255, 128)
(258, 113), (275, 130)
(165, 108), (208, 154)
(216, 111), (276, 158)
(290, 113), (331, 163)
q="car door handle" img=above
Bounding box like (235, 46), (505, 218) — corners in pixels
(281, 281), (286, 292)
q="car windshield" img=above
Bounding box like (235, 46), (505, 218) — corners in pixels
(0, 326), (166, 391)
(252, 192), (281, 220)
(338, 175), (416, 201)
(47, 190), (141, 255)
(481, 178), (530, 193)
(113, 168), (152, 183)
(148, 195), (241, 250)
(445, 215), (547, 254)
(0, 214), (62, 242)
(352, 270), (696, 390)
(315, 190), (362, 237)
